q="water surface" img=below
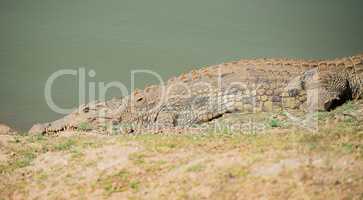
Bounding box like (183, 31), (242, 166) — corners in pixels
(1, 0), (363, 131)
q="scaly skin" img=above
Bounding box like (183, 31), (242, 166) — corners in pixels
(29, 53), (363, 135)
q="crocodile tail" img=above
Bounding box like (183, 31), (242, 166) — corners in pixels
(348, 54), (363, 99)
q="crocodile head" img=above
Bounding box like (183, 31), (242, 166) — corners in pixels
(29, 99), (123, 135)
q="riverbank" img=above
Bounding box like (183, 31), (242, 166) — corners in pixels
(1, 102), (363, 199)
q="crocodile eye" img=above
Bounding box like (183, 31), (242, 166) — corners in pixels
(137, 97), (144, 102)
(83, 107), (90, 113)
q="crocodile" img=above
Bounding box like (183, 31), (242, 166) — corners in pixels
(29, 53), (363, 135)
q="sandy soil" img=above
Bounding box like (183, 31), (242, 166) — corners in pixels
(1, 102), (363, 200)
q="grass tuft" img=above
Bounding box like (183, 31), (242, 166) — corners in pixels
(54, 139), (77, 151)
(97, 169), (140, 195)
(187, 163), (205, 173)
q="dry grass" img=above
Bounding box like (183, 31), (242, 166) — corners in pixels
(1, 102), (363, 199)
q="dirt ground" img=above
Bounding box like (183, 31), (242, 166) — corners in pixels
(1, 102), (363, 200)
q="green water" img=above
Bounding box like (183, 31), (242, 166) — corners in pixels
(1, 0), (363, 131)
